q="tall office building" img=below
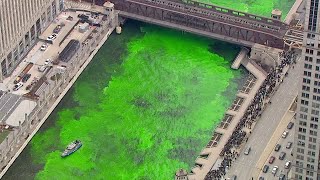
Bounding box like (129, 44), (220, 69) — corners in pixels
(0, 0), (64, 81)
(293, 0), (320, 179)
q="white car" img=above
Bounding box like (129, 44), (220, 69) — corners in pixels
(13, 82), (24, 91)
(47, 33), (57, 41)
(285, 161), (291, 169)
(272, 166), (278, 174)
(44, 59), (52, 65)
(38, 65), (48, 72)
(282, 131), (289, 138)
(40, 44), (48, 51)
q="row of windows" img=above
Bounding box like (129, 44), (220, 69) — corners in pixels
(299, 113), (319, 122)
(303, 63), (320, 71)
(297, 127), (318, 136)
(305, 55), (320, 64)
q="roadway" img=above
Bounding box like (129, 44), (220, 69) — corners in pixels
(258, 121), (294, 179)
(225, 56), (302, 180)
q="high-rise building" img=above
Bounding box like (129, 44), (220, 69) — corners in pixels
(293, 0), (320, 179)
(0, 0), (64, 81)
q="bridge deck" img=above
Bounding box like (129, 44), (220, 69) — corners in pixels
(112, 0), (288, 49)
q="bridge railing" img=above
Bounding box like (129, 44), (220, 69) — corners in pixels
(178, 0), (287, 27)
(121, 0), (288, 36)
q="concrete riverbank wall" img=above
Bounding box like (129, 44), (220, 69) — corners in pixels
(0, 5), (118, 178)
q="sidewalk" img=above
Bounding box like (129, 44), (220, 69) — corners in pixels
(188, 57), (266, 180)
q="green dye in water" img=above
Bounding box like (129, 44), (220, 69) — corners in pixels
(5, 0), (296, 178)
(28, 24), (243, 180)
(199, 0), (295, 19)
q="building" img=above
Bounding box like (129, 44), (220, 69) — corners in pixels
(293, 0), (320, 179)
(0, 0), (64, 81)
(70, 0), (106, 6)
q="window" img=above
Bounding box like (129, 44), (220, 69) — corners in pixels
(302, 85), (310, 91)
(297, 154), (304, 160)
(307, 150), (315, 156)
(297, 148), (305, 153)
(311, 109), (319, 116)
(300, 107), (308, 113)
(308, 137), (316, 143)
(308, 144), (316, 149)
(304, 71), (312, 77)
(310, 123), (318, 129)
(305, 63), (313, 69)
(299, 121), (307, 126)
(299, 127), (306, 133)
(303, 78), (311, 84)
(300, 113), (308, 120)
(312, 95), (320, 101)
(310, 130), (317, 136)
(306, 49), (314, 54)
(302, 92), (310, 98)
(315, 73), (320, 79)
(298, 134), (306, 140)
(301, 99), (309, 105)
(314, 88), (320, 94)
(311, 116), (318, 122)
(305, 56), (313, 62)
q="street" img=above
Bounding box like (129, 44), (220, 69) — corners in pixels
(225, 56), (302, 180)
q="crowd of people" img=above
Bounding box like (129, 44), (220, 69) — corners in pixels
(204, 50), (297, 180)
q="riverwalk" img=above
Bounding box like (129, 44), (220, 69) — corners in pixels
(188, 55), (267, 180)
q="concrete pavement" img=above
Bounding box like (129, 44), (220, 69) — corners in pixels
(258, 114), (295, 179)
(225, 55), (302, 179)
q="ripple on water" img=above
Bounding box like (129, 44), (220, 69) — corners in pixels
(4, 21), (245, 180)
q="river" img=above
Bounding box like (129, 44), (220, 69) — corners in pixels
(4, 0), (294, 179)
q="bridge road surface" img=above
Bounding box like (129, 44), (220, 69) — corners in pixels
(225, 57), (302, 180)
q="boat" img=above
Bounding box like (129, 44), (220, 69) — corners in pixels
(61, 140), (82, 157)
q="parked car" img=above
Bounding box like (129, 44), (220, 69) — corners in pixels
(259, 177), (264, 180)
(38, 65), (48, 72)
(275, 144), (281, 151)
(285, 161), (291, 169)
(269, 156), (275, 164)
(13, 82), (23, 91)
(67, 16), (73, 21)
(47, 33), (57, 41)
(286, 142), (293, 149)
(279, 174), (286, 180)
(282, 130), (289, 138)
(244, 147), (251, 155)
(40, 44), (48, 51)
(287, 122), (294, 129)
(44, 59), (52, 65)
(279, 152), (286, 160)
(21, 74), (31, 83)
(262, 165), (269, 173)
(272, 166), (278, 174)
(53, 25), (62, 34)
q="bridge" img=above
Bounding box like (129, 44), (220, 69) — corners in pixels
(111, 0), (291, 49)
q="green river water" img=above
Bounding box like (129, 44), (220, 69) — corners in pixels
(4, 0), (294, 179)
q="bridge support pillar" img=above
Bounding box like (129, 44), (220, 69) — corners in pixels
(250, 44), (283, 71)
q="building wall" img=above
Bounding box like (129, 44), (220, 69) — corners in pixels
(293, 0), (320, 179)
(70, 0), (106, 6)
(0, 0), (63, 81)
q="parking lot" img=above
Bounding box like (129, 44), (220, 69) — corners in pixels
(258, 120), (294, 180)
(3, 11), (101, 96)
